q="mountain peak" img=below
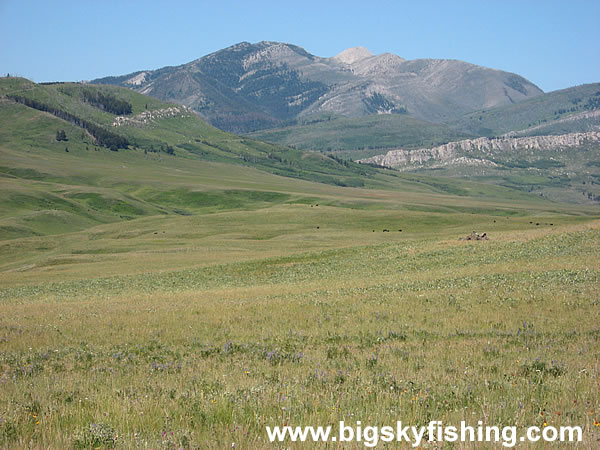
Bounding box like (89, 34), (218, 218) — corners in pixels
(94, 41), (544, 134)
(333, 47), (374, 65)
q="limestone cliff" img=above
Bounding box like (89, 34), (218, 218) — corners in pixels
(358, 132), (600, 169)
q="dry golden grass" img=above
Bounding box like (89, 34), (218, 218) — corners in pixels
(1, 220), (599, 447)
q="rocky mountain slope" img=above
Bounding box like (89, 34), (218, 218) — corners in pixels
(451, 83), (600, 137)
(93, 41), (543, 133)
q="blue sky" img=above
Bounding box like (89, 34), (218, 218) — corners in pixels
(1, 0), (598, 92)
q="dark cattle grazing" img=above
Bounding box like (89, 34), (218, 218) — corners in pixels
(383, 229), (389, 232)
(398, 229), (402, 232)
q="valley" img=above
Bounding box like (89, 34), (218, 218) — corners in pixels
(0, 69), (599, 447)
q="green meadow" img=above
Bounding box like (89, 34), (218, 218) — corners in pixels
(1, 79), (599, 448)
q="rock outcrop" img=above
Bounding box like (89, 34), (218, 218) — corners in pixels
(358, 131), (600, 169)
(112, 106), (193, 127)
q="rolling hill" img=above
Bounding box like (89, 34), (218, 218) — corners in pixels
(0, 77), (382, 188)
(2, 78), (599, 449)
(2, 76), (586, 245)
(2, 79), (600, 449)
(2, 41), (600, 449)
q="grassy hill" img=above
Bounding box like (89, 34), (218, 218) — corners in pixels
(1, 77), (600, 447)
(0, 78), (384, 187)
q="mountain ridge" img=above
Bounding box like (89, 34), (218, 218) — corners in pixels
(248, 82), (600, 157)
(93, 41), (543, 133)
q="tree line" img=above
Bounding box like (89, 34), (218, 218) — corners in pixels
(9, 94), (129, 150)
(81, 89), (133, 115)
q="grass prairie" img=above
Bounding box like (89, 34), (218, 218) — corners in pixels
(1, 78), (599, 448)
(1, 212), (599, 447)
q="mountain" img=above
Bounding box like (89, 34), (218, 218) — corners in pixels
(93, 41), (543, 133)
(248, 83), (600, 157)
(450, 83), (600, 137)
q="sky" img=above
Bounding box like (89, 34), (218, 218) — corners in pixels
(0, 0), (598, 92)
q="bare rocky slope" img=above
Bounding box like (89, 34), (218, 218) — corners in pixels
(359, 132), (600, 169)
(93, 41), (543, 133)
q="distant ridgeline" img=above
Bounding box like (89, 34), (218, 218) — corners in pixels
(92, 41), (545, 134)
(7, 94), (130, 151)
